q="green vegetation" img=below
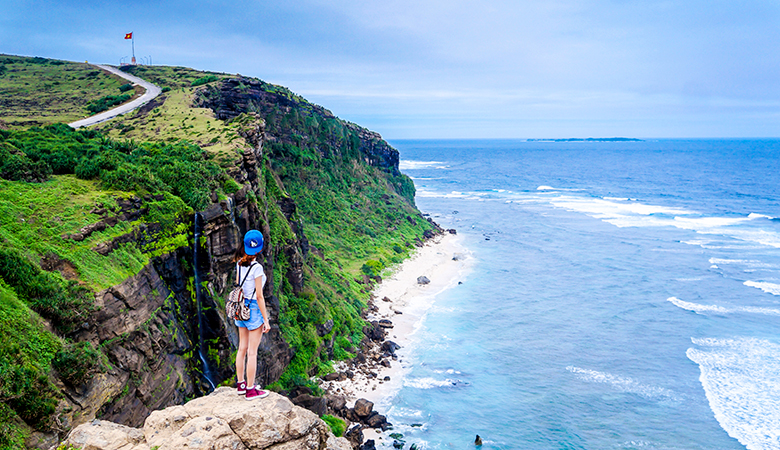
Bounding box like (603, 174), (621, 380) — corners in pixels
(0, 283), (61, 435)
(52, 341), (108, 386)
(0, 124), (227, 210)
(0, 56), (436, 438)
(0, 247), (93, 334)
(321, 414), (346, 437)
(87, 94), (131, 114)
(0, 55), (129, 128)
(191, 75), (219, 87)
(118, 83), (133, 93)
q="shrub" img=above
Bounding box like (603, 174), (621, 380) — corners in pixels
(86, 94), (131, 114)
(52, 342), (107, 386)
(74, 157), (100, 179)
(223, 178), (241, 194)
(361, 260), (383, 277)
(118, 83), (133, 92)
(321, 414), (345, 437)
(191, 75), (219, 87)
(0, 248), (94, 335)
(0, 154), (51, 182)
(0, 402), (28, 449)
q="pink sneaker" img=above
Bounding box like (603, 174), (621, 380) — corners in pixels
(245, 385), (269, 401)
(236, 380), (247, 394)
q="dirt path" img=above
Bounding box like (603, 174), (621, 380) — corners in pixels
(68, 64), (162, 129)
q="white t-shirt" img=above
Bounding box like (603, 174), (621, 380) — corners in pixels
(236, 262), (266, 300)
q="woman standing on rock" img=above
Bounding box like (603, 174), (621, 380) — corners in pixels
(233, 229), (271, 400)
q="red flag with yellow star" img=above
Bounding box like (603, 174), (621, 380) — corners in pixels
(124, 32), (133, 39)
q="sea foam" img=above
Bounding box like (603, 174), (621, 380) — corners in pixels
(566, 366), (681, 402)
(403, 377), (464, 389)
(667, 297), (780, 316)
(399, 160), (448, 170)
(687, 337), (780, 450)
(743, 281), (780, 296)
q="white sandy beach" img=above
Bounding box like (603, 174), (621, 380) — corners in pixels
(322, 231), (473, 442)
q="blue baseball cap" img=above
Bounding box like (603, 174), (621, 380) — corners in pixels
(244, 230), (264, 255)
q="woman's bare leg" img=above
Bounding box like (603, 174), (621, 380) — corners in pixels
(236, 326), (249, 382)
(246, 328), (264, 387)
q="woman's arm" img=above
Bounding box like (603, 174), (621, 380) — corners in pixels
(255, 276), (270, 333)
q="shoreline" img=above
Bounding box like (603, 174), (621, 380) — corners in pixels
(321, 231), (473, 442)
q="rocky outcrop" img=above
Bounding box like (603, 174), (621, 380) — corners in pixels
(62, 388), (351, 450)
(194, 78), (403, 177)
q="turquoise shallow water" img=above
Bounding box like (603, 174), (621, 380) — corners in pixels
(380, 139), (780, 450)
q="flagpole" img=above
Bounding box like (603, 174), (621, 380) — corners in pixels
(131, 34), (136, 65)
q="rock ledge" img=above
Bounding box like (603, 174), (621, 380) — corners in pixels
(63, 387), (351, 450)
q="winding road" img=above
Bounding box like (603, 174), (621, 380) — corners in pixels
(68, 64), (162, 129)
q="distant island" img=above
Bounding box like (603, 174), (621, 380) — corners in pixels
(527, 137), (643, 142)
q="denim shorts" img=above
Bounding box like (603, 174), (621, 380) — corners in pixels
(234, 298), (265, 331)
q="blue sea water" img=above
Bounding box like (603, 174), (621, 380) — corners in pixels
(380, 139), (780, 450)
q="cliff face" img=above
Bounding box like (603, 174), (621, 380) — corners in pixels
(0, 58), (433, 450)
(57, 117), (301, 433)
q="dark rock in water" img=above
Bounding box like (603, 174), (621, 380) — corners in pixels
(345, 424), (364, 449)
(447, 228), (457, 234)
(410, 444), (420, 450)
(458, 281), (463, 285)
(452, 253), (464, 261)
(475, 434), (483, 446)
(411, 423), (423, 427)
(364, 322), (387, 341)
(316, 318), (334, 336)
(360, 439), (377, 450)
(291, 393), (327, 416)
(323, 372), (341, 382)
(354, 398), (374, 418)
(365, 412), (390, 429)
(392, 439), (404, 449)
(377, 319), (394, 329)
(380, 359), (391, 368)
(381, 340), (400, 354)
(417, 276), (430, 285)
(389, 432), (404, 440)
(384, 376), (391, 381)
(382, 296), (392, 302)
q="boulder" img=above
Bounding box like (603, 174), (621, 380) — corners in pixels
(365, 412), (390, 430)
(377, 319), (394, 329)
(344, 424), (364, 449)
(62, 388), (351, 450)
(417, 276), (430, 285)
(65, 419), (146, 450)
(353, 398), (374, 418)
(292, 393), (328, 417)
(317, 319), (334, 337)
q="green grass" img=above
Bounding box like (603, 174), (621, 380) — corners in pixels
(321, 414), (346, 437)
(0, 282), (62, 434)
(95, 84), (246, 167)
(0, 175), (148, 291)
(0, 55), (130, 128)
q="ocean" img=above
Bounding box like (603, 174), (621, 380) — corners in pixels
(379, 139), (780, 450)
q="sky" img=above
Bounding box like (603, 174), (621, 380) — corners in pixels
(2, 0), (779, 139)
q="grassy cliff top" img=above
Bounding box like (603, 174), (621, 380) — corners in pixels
(0, 55), (138, 128)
